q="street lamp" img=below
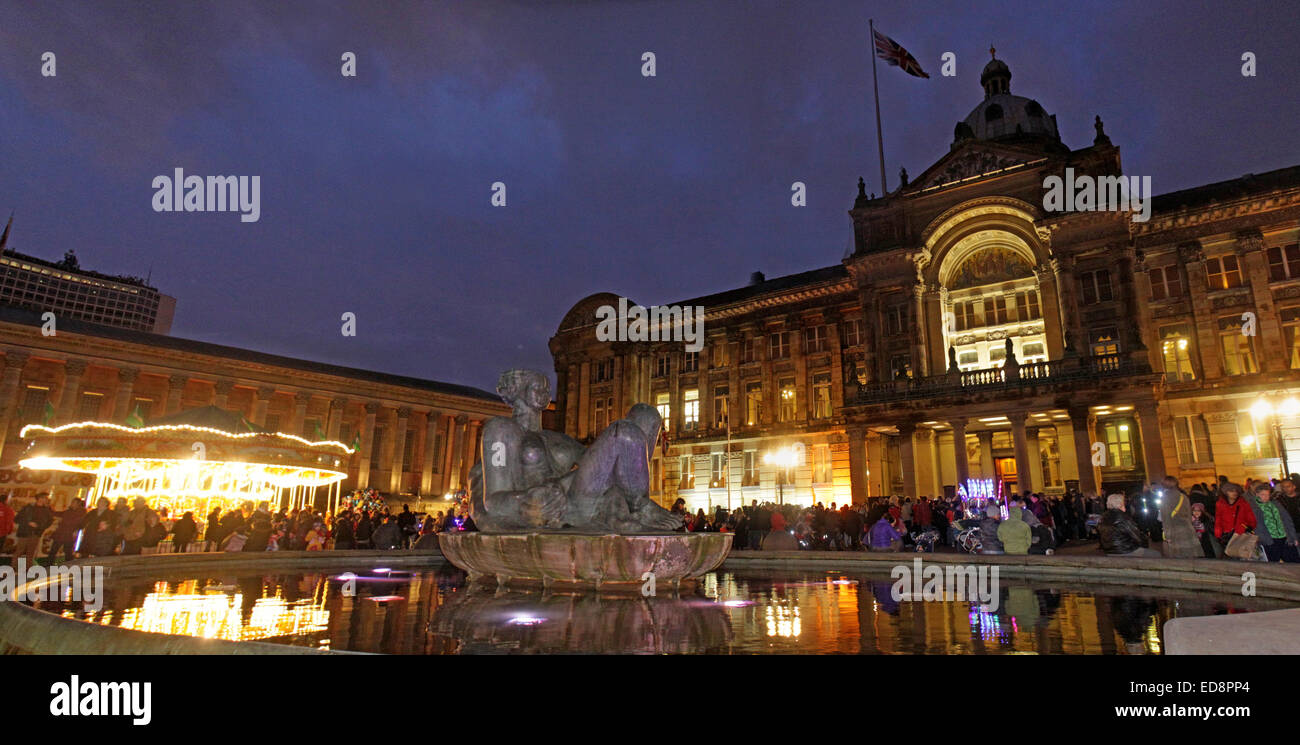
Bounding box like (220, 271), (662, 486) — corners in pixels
(763, 447), (799, 504)
(1249, 394), (1300, 478)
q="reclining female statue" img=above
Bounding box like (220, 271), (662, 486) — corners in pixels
(468, 369), (684, 533)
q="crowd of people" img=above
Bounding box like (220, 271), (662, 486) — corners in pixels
(665, 471), (1300, 562)
(0, 492), (480, 563)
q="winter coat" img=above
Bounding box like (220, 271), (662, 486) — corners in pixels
(978, 517), (1004, 554)
(1248, 497), (1298, 546)
(1098, 509), (1148, 555)
(0, 501), (14, 537)
(52, 506), (86, 542)
(868, 517), (902, 549)
(15, 503), (53, 538)
(1214, 497), (1256, 539)
(998, 507), (1032, 554)
(171, 516), (198, 546)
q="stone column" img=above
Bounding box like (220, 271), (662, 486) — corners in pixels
(1052, 256), (1085, 354)
(1179, 241), (1224, 379)
(448, 414), (469, 491)
(1068, 405), (1099, 495)
(112, 367), (139, 421)
(847, 425), (868, 505)
(1009, 412), (1032, 496)
(1026, 426), (1044, 492)
(56, 359), (89, 423)
(866, 431), (884, 497)
(577, 360), (591, 440)
(1136, 400), (1167, 483)
(326, 398), (346, 441)
(420, 409), (442, 495)
(1035, 266), (1066, 359)
(165, 374), (188, 415)
(440, 414), (457, 483)
(977, 431), (995, 479)
(922, 283), (945, 378)
(289, 391), (312, 436)
(251, 387), (275, 427)
(213, 379), (236, 410)
(554, 363), (570, 433)
(390, 407), (411, 494)
(897, 422), (918, 499)
(357, 402), (380, 489)
(0, 350), (30, 463)
(1115, 245), (1148, 358)
(951, 417), (971, 487)
(462, 420), (481, 484)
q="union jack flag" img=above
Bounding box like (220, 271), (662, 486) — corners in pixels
(873, 28), (929, 78)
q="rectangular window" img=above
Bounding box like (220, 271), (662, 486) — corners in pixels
(78, 391), (104, 421)
(740, 337), (759, 364)
(591, 359), (614, 382)
(1079, 270), (1113, 305)
(682, 351), (699, 373)
(1016, 290), (1042, 320)
(682, 389), (699, 431)
(433, 433), (445, 473)
(1173, 415), (1213, 465)
(804, 325), (828, 354)
(889, 354), (912, 380)
(958, 350), (979, 368)
(1267, 244), (1300, 282)
(711, 341), (730, 368)
(992, 295), (1014, 324)
(1282, 307), (1300, 369)
(812, 444), (832, 484)
(592, 397), (608, 433)
(1206, 255), (1243, 290)
(656, 392), (671, 431)
(1149, 266), (1182, 300)
(842, 319), (863, 348)
(713, 385), (729, 427)
(679, 455), (695, 490)
(886, 305), (905, 336)
(955, 301), (976, 331)
(768, 331), (791, 359)
(1239, 413), (1277, 459)
(1091, 327), (1120, 357)
(778, 377), (796, 422)
(1218, 315), (1258, 375)
(402, 428), (415, 470)
(743, 451), (759, 486)
(1160, 324), (1196, 382)
(1021, 342), (1046, 362)
(812, 372), (832, 419)
(654, 355), (671, 378)
(1102, 420), (1135, 468)
(710, 453), (727, 488)
(370, 426), (385, 468)
(745, 382), (763, 426)
(21, 386), (48, 425)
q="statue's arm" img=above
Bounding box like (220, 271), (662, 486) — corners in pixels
(540, 430), (586, 473)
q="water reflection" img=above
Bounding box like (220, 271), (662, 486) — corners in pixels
(33, 567), (1294, 654)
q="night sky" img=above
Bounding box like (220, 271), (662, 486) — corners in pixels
(1, 0), (1296, 394)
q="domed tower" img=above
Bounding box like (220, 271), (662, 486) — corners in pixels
(953, 48), (1064, 150)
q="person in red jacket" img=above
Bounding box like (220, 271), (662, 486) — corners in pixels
(0, 494), (15, 556)
(914, 497), (933, 528)
(1214, 483), (1257, 554)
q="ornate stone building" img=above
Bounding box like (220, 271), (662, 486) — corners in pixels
(550, 55), (1300, 511)
(0, 305), (506, 507)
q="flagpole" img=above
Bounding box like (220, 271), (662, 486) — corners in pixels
(869, 19), (887, 195)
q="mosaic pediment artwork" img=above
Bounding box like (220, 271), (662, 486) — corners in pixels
(949, 247), (1034, 289)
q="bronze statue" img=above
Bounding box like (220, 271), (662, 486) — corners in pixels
(469, 369), (684, 532)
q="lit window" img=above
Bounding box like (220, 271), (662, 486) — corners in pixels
(743, 451), (759, 486)
(679, 455), (695, 490)
(778, 378), (796, 422)
(745, 382), (763, 426)
(1281, 307), (1300, 369)
(1174, 415), (1212, 465)
(713, 385), (729, 427)
(1218, 316), (1258, 375)
(710, 453), (727, 488)
(812, 373), (832, 419)
(1239, 413), (1276, 459)
(1160, 325), (1196, 382)
(1102, 420), (1135, 468)
(1091, 328), (1120, 357)
(683, 389), (699, 431)
(1206, 255), (1243, 290)
(812, 444), (831, 484)
(656, 392), (671, 431)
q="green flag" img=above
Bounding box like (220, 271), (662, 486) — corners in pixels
(313, 421), (326, 441)
(41, 400), (55, 425)
(125, 404), (145, 428)
(350, 432), (361, 452)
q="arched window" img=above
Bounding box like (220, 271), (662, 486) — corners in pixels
(1025, 100), (1045, 118)
(984, 104), (1003, 122)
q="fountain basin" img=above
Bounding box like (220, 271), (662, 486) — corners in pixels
(438, 531), (732, 589)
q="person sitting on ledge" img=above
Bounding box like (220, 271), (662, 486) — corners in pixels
(978, 504), (1004, 555)
(998, 504), (1032, 555)
(1098, 493), (1160, 557)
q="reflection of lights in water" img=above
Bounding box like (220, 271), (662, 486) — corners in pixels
(366, 595), (405, 602)
(765, 604), (801, 638)
(508, 616), (545, 626)
(372, 568), (392, 574)
(722, 600), (753, 608)
(1145, 617), (1162, 654)
(969, 608), (1002, 641)
(112, 590), (329, 642)
(829, 579), (858, 586)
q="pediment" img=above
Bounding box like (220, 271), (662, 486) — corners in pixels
(910, 141), (1050, 191)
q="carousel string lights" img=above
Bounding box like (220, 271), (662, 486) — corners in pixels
(19, 419), (355, 516)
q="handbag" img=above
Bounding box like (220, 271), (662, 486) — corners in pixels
(1224, 531), (1259, 559)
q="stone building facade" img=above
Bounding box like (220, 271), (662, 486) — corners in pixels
(0, 305), (506, 507)
(549, 55), (1300, 512)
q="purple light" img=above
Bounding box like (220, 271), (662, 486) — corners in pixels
(722, 600), (753, 607)
(372, 567), (392, 573)
(367, 595), (405, 602)
(508, 616), (545, 626)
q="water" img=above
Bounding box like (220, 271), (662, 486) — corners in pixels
(35, 565), (1295, 654)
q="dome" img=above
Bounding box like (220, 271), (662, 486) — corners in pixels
(980, 58), (1010, 91)
(962, 93), (1060, 142)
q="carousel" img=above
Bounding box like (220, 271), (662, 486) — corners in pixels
(17, 406), (354, 516)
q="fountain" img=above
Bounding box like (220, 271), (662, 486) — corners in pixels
(437, 369), (732, 590)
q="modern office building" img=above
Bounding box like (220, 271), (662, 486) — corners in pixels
(0, 247), (177, 333)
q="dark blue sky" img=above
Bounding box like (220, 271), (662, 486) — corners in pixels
(1, 0), (1296, 393)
